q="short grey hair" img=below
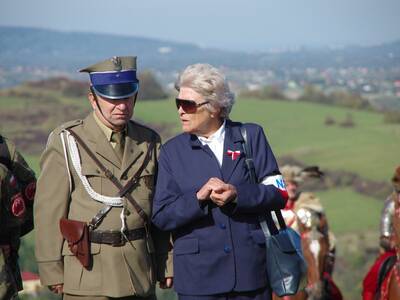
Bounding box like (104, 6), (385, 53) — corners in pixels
(175, 63), (235, 119)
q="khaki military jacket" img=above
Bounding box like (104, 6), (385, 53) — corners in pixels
(34, 113), (172, 297)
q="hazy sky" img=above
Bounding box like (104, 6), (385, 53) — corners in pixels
(1, 0), (399, 51)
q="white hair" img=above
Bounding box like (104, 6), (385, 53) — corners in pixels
(175, 63), (235, 118)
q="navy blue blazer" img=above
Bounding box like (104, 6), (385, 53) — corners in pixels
(152, 120), (285, 296)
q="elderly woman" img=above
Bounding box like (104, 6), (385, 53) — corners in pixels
(152, 64), (288, 300)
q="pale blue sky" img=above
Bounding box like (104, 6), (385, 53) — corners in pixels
(1, 0), (399, 51)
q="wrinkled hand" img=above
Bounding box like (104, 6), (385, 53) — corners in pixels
(206, 178), (237, 207)
(159, 277), (173, 289)
(210, 184), (237, 207)
(197, 177), (237, 207)
(49, 284), (63, 294)
(197, 177), (226, 201)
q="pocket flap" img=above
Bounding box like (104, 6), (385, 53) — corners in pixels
(270, 231), (296, 253)
(174, 238), (199, 255)
(59, 219), (86, 244)
(81, 163), (102, 176)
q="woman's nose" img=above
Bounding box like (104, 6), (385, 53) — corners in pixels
(178, 105), (185, 115)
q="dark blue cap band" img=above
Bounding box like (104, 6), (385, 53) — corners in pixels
(92, 82), (139, 100)
(90, 70), (138, 86)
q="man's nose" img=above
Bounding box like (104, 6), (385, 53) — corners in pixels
(116, 100), (128, 109)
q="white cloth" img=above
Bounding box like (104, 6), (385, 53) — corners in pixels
(197, 120), (226, 167)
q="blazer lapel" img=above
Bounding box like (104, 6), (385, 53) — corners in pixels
(221, 121), (244, 182)
(84, 114), (121, 168)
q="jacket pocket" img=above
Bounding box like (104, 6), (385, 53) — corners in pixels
(62, 241), (102, 291)
(80, 163), (112, 196)
(174, 238), (199, 255)
(81, 163), (104, 177)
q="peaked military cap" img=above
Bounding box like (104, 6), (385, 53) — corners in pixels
(79, 56), (139, 100)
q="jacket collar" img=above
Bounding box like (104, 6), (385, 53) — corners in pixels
(83, 113), (121, 168)
(82, 114), (147, 177)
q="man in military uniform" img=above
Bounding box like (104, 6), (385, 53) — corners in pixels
(0, 135), (36, 299)
(362, 166), (400, 300)
(34, 56), (172, 300)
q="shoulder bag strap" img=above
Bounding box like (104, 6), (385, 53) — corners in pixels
(239, 126), (286, 235)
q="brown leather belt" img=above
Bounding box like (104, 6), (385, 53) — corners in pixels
(90, 227), (146, 246)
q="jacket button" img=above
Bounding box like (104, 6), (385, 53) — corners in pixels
(219, 223), (226, 229)
(224, 246), (231, 253)
(121, 174), (128, 180)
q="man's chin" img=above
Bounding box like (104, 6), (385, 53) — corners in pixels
(113, 117), (130, 123)
(110, 119), (129, 128)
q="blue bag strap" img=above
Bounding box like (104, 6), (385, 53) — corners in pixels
(239, 126), (287, 236)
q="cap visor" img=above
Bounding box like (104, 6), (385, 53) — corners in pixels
(92, 83), (139, 100)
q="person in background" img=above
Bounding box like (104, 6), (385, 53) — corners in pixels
(0, 134), (36, 299)
(362, 166), (400, 300)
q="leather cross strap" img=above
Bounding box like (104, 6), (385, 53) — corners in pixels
(67, 129), (155, 225)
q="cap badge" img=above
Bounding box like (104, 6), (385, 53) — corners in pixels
(111, 56), (122, 71)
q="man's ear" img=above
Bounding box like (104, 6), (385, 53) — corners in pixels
(88, 92), (97, 110)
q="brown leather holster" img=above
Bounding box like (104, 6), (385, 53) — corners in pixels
(59, 218), (91, 269)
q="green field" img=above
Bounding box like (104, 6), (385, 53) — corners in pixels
(317, 188), (381, 234)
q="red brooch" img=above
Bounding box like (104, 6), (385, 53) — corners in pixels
(227, 150), (241, 160)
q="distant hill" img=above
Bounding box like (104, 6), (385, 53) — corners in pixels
(1, 26), (400, 87)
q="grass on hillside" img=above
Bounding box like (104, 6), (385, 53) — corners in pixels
(316, 188), (381, 234)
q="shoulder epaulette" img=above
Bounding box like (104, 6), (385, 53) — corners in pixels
(53, 119), (83, 135)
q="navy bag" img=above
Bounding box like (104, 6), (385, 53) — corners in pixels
(240, 127), (307, 297)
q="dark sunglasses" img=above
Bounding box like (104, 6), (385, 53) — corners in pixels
(175, 98), (209, 113)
